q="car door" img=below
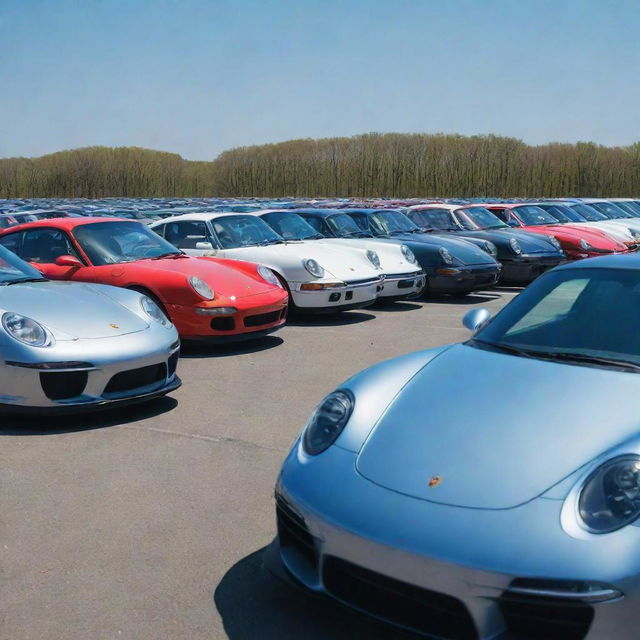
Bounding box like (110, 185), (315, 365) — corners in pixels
(16, 228), (93, 280)
(162, 220), (216, 256)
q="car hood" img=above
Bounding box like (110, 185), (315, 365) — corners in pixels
(0, 281), (149, 339)
(526, 224), (620, 247)
(395, 233), (498, 266)
(219, 242), (381, 281)
(356, 343), (640, 509)
(467, 229), (561, 254)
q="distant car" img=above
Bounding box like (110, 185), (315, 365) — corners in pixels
(0, 219), (288, 342)
(275, 253), (640, 639)
(0, 243), (180, 413)
(342, 209), (503, 296)
(150, 213), (384, 313)
(0, 215), (18, 229)
(406, 204), (566, 283)
(256, 210), (425, 301)
(483, 203), (631, 259)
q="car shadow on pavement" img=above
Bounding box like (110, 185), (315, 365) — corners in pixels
(374, 301), (423, 312)
(0, 396), (178, 436)
(214, 546), (416, 640)
(426, 292), (502, 305)
(180, 336), (284, 359)
(287, 311), (376, 327)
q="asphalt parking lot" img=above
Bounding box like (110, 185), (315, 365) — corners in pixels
(1, 288), (518, 640)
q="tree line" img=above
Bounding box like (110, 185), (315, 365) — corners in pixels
(2, 133), (640, 199)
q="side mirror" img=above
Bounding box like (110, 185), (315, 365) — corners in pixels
(462, 307), (491, 333)
(55, 254), (83, 269)
(195, 241), (215, 252)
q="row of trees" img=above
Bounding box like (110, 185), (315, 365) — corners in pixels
(2, 134), (640, 198)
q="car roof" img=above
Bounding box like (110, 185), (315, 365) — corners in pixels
(0, 217), (134, 234)
(150, 212), (258, 223)
(556, 253), (640, 272)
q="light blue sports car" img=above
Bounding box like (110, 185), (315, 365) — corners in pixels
(274, 254), (640, 639)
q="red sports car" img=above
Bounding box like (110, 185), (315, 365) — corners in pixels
(483, 203), (630, 259)
(0, 218), (288, 341)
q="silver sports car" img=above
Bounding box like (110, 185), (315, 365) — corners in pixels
(275, 254), (640, 639)
(0, 245), (181, 412)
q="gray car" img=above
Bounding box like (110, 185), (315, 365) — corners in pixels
(275, 254), (640, 639)
(0, 245), (181, 412)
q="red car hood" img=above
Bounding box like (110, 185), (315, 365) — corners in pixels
(524, 224), (622, 249)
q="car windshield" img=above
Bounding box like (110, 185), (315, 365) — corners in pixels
(570, 203), (607, 221)
(73, 221), (182, 265)
(589, 202), (632, 219)
(260, 212), (321, 240)
(327, 213), (371, 237)
(409, 209), (458, 230)
(616, 201), (640, 217)
(0, 244), (45, 283)
(513, 206), (558, 226)
(210, 215), (284, 248)
(371, 211), (420, 235)
(474, 267), (640, 369)
(454, 207), (508, 230)
(538, 205), (579, 223)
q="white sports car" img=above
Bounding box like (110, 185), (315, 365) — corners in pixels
(150, 213), (385, 313)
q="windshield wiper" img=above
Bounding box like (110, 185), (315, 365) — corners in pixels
(532, 351), (640, 372)
(149, 252), (185, 260)
(2, 277), (48, 285)
(471, 339), (538, 359)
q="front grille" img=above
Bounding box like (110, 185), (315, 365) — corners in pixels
(104, 363), (166, 394)
(275, 496), (318, 572)
(499, 593), (594, 639)
(168, 351), (179, 377)
(40, 371), (88, 400)
(322, 556), (478, 639)
(244, 310), (281, 328)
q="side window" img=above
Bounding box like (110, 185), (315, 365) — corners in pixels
(164, 221), (210, 249)
(0, 233), (22, 257)
(489, 208), (508, 222)
(304, 217), (324, 233)
(21, 229), (80, 264)
(349, 215), (368, 232)
(152, 224), (166, 238)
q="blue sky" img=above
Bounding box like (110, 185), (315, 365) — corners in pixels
(1, 0), (638, 160)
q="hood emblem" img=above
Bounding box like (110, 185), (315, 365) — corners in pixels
(349, 267), (355, 271)
(428, 475), (442, 488)
(110, 323), (119, 329)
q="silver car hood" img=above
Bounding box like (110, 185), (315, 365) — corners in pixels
(356, 343), (640, 509)
(0, 281), (149, 340)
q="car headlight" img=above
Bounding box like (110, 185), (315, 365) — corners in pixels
(257, 264), (282, 288)
(439, 247), (454, 265)
(366, 249), (381, 269)
(548, 236), (562, 250)
(579, 238), (592, 251)
(303, 258), (325, 279)
(140, 296), (170, 326)
(401, 244), (417, 264)
(579, 455), (640, 533)
(484, 241), (498, 257)
(509, 237), (522, 255)
(188, 275), (214, 300)
(2, 312), (51, 347)
(303, 389), (354, 456)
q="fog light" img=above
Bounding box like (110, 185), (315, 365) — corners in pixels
(329, 292), (341, 302)
(507, 578), (622, 603)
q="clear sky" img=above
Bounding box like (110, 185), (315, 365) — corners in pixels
(1, 0), (639, 160)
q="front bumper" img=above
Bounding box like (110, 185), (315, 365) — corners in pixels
(500, 255), (566, 283)
(168, 290), (288, 340)
(276, 443), (640, 639)
(427, 264), (502, 294)
(291, 277), (382, 312)
(376, 271), (426, 300)
(0, 328), (181, 412)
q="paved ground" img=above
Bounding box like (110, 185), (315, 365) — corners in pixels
(1, 288), (516, 640)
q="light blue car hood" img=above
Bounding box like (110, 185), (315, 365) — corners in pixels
(356, 343), (640, 509)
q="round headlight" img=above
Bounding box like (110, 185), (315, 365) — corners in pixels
(140, 296), (170, 326)
(366, 249), (381, 269)
(303, 258), (325, 279)
(548, 235), (562, 250)
(579, 455), (640, 533)
(188, 275), (214, 300)
(579, 238), (592, 251)
(401, 244), (417, 264)
(2, 312), (50, 347)
(509, 237), (523, 255)
(439, 247), (454, 265)
(303, 390), (354, 456)
(484, 241), (498, 257)
(257, 265), (282, 288)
